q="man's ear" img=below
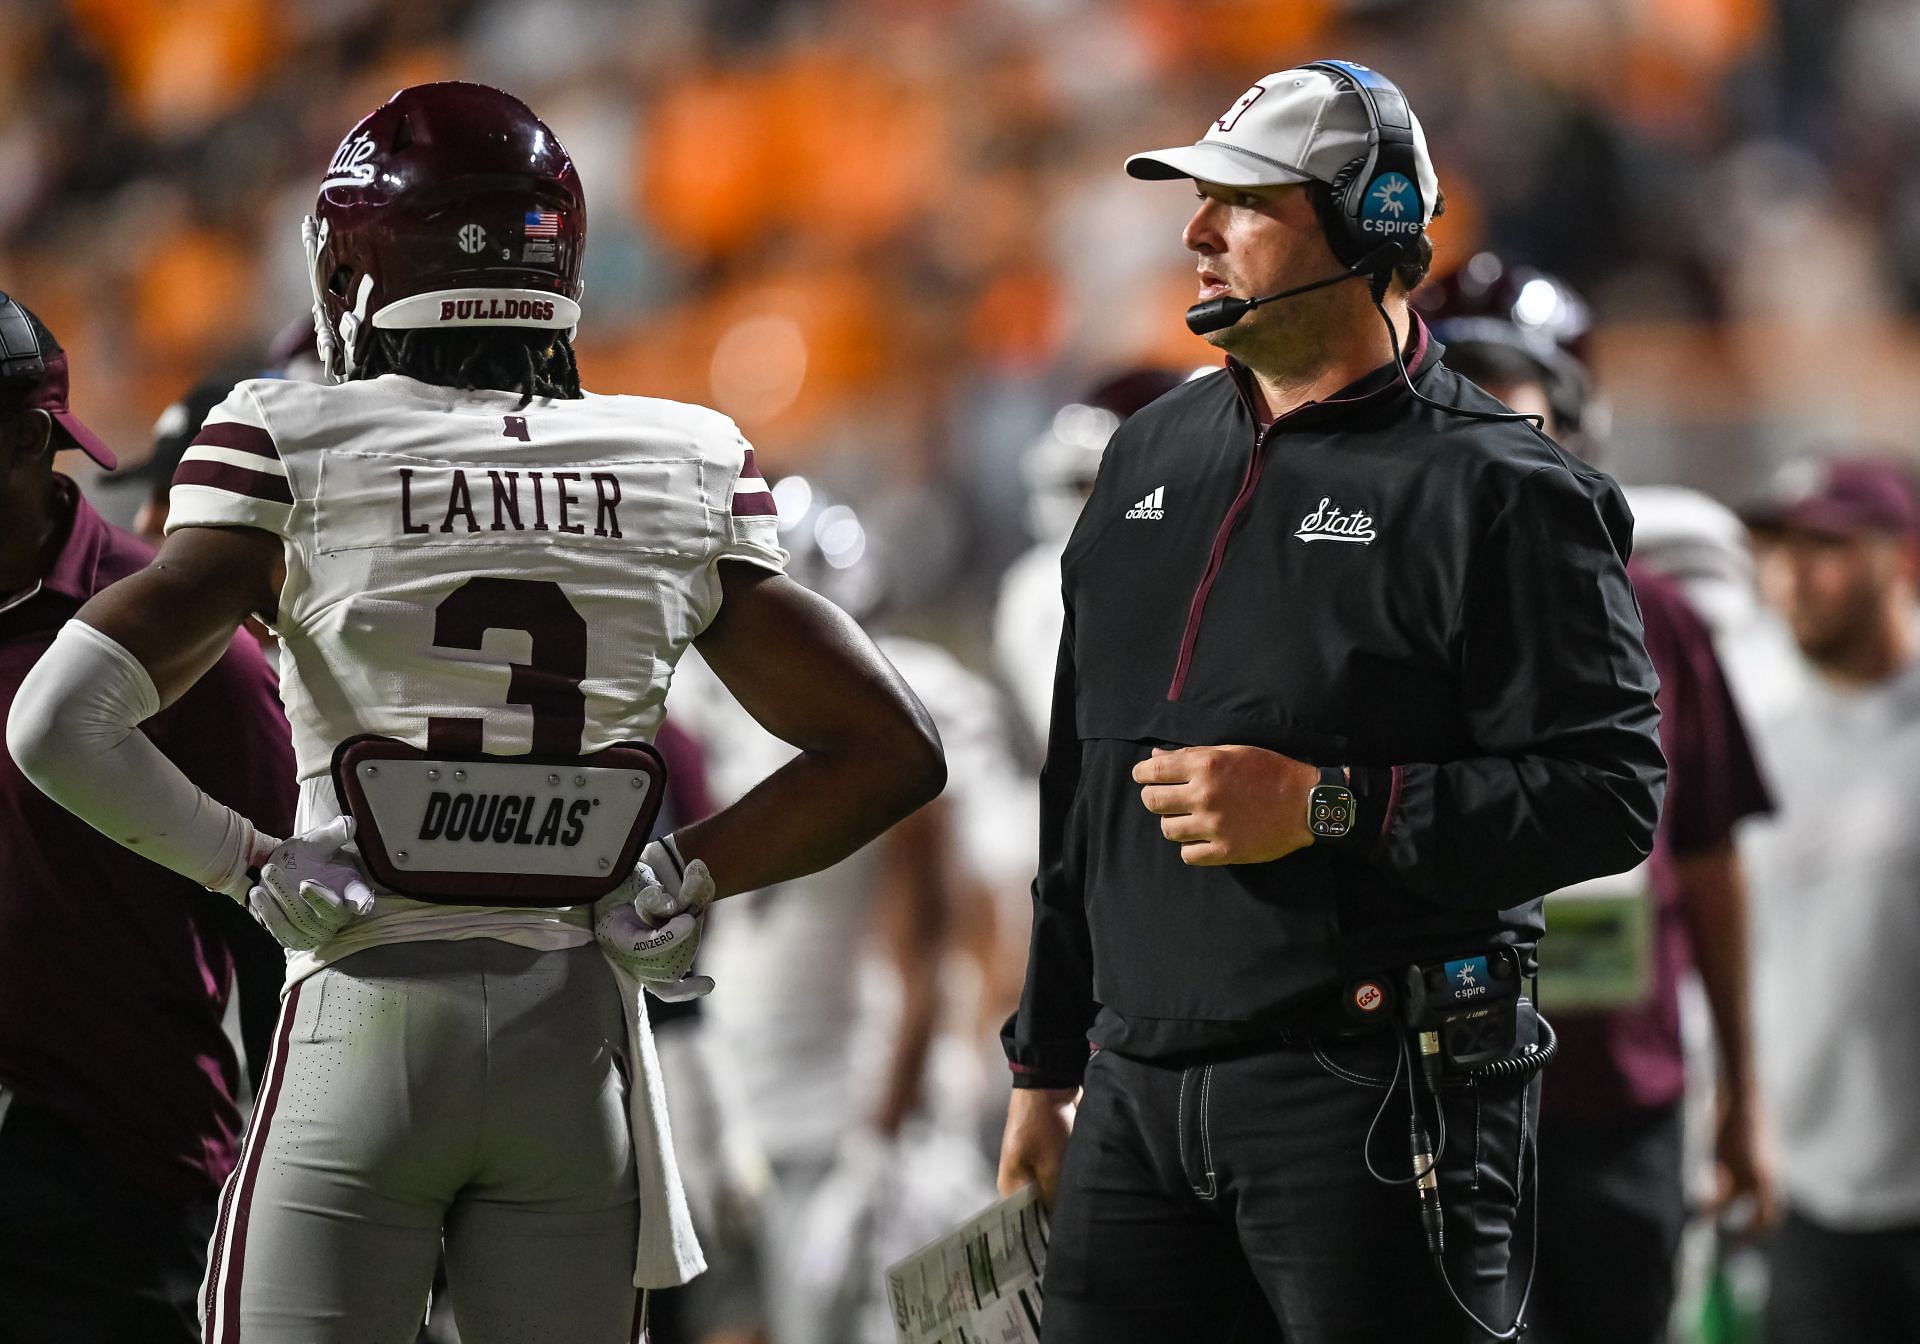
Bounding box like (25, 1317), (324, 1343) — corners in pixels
(0, 409), (55, 467)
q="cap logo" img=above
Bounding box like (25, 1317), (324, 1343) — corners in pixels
(321, 133), (379, 191)
(1217, 83), (1267, 133)
(1360, 172), (1422, 236)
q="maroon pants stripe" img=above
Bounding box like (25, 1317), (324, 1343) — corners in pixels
(206, 981), (303, 1343)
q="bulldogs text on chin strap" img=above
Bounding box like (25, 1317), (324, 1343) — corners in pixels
(1184, 243), (1403, 336)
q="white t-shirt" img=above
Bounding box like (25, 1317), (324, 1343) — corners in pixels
(1740, 657), (1920, 1229)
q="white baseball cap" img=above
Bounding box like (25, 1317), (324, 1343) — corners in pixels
(1126, 66), (1440, 226)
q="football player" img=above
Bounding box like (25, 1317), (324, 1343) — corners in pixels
(7, 82), (943, 1344)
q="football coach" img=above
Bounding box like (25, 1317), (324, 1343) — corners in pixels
(997, 62), (1665, 1342)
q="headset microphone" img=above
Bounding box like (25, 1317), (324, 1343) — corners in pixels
(1184, 243), (1405, 336)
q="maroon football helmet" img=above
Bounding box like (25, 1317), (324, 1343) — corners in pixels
(1413, 252), (1593, 432)
(303, 82), (586, 382)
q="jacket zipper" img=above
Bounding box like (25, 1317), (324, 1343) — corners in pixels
(1166, 417), (1276, 701)
(1164, 324), (1430, 703)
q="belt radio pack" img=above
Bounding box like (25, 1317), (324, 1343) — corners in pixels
(1401, 945), (1522, 1076)
(1346, 944), (1558, 1342)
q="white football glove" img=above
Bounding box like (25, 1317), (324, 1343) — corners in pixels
(244, 816), (376, 951)
(594, 837), (716, 1002)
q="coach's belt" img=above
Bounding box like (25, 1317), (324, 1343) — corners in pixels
(330, 734), (666, 908)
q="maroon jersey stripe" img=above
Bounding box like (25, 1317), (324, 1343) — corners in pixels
(190, 420), (281, 461)
(173, 458), (293, 506)
(730, 490), (777, 517)
(740, 446), (764, 480)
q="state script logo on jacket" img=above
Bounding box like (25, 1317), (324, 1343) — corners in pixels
(1294, 496), (1376, 543)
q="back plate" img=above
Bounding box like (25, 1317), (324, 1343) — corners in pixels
(331, 734), (666, 907)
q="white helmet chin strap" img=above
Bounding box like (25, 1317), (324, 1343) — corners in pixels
(337, 275), (374, 378)
(300, 215), (342, 383)
(300, 215), (376, 384)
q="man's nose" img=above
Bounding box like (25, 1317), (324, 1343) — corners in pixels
(1183, 198), (1225, 254)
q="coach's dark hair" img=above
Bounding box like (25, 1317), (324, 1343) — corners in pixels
(1307, 183), (1444, 293)
(357, 328), (583, 406)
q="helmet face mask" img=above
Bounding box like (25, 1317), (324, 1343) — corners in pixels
(304, 82), (587, 383)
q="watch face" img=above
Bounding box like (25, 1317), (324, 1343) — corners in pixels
(1309, 784), (1354, 838)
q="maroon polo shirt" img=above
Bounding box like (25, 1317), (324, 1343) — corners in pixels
(0, 477), (296, 1197)
(1543, 563), (1772, 1119)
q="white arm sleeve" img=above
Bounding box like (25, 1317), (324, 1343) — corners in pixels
(5, 620), (271, 898)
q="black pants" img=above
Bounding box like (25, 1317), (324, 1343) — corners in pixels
(1526, 1103), (1686, 1344)
(0, 1095), (216, 1344)
(1766, 1207), (1920, 1344)
(1041, 1023), (1540, 1343)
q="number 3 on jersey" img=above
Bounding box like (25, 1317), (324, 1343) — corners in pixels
(425, 577), (586, 755)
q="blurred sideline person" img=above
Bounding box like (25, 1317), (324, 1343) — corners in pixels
(999, 64), (1664, 1342)
(0, 291), (296, 1342)
(1738, 458), (1920, 1344)
(596, 719), (770, 1344)
(1621, 485), (1809, 725)
(7, 82), (942, 1343)
(675, 478), (1025, 1344)
(993, 368), (1188, 760)
(1422, 256), (1777, 1344)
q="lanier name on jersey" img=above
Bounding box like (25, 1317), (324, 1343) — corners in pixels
(399, 466), (626, 538)
(419, 790), (594, 847)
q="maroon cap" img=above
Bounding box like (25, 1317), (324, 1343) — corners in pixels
(0, 292), (117, 469)
(1742, 456), (1920, 539)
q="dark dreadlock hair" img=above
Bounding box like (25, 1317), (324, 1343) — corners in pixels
(357, 328), (583, 407)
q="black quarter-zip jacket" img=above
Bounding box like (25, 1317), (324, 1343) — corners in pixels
(1004, 324), (1666, 1085)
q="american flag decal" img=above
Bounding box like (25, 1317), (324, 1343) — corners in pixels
(524, 210), (561, 238)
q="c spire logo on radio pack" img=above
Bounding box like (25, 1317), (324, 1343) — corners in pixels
(1360, 172), (1421, 238)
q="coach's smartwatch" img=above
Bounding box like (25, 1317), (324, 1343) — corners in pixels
(1307, 766), (1356, 842)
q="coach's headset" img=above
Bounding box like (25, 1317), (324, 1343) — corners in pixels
(0, 291), (47, 387)
(1184, 60), (1542, 431)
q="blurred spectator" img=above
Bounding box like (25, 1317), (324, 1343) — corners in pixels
(1739, 456), (1920, 1344)
(1424, 254), (1777, 1344)
(0, 293), (295, 1341)
(14, 0), (1920, 610)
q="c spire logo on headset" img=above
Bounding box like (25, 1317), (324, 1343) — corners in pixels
(1361, 173), (1422, 237)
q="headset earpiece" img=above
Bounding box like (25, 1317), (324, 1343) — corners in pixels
(1302, 60), (1425, 278)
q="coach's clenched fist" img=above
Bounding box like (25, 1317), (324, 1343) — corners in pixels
(1133, 745), (1321, 865)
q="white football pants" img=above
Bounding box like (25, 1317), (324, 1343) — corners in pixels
(199, 940), (645, 1343)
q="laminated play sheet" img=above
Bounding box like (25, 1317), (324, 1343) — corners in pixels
(885, 1183), (1048, 1344)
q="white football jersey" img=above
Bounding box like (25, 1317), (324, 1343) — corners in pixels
(168, 373), (786, 832)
